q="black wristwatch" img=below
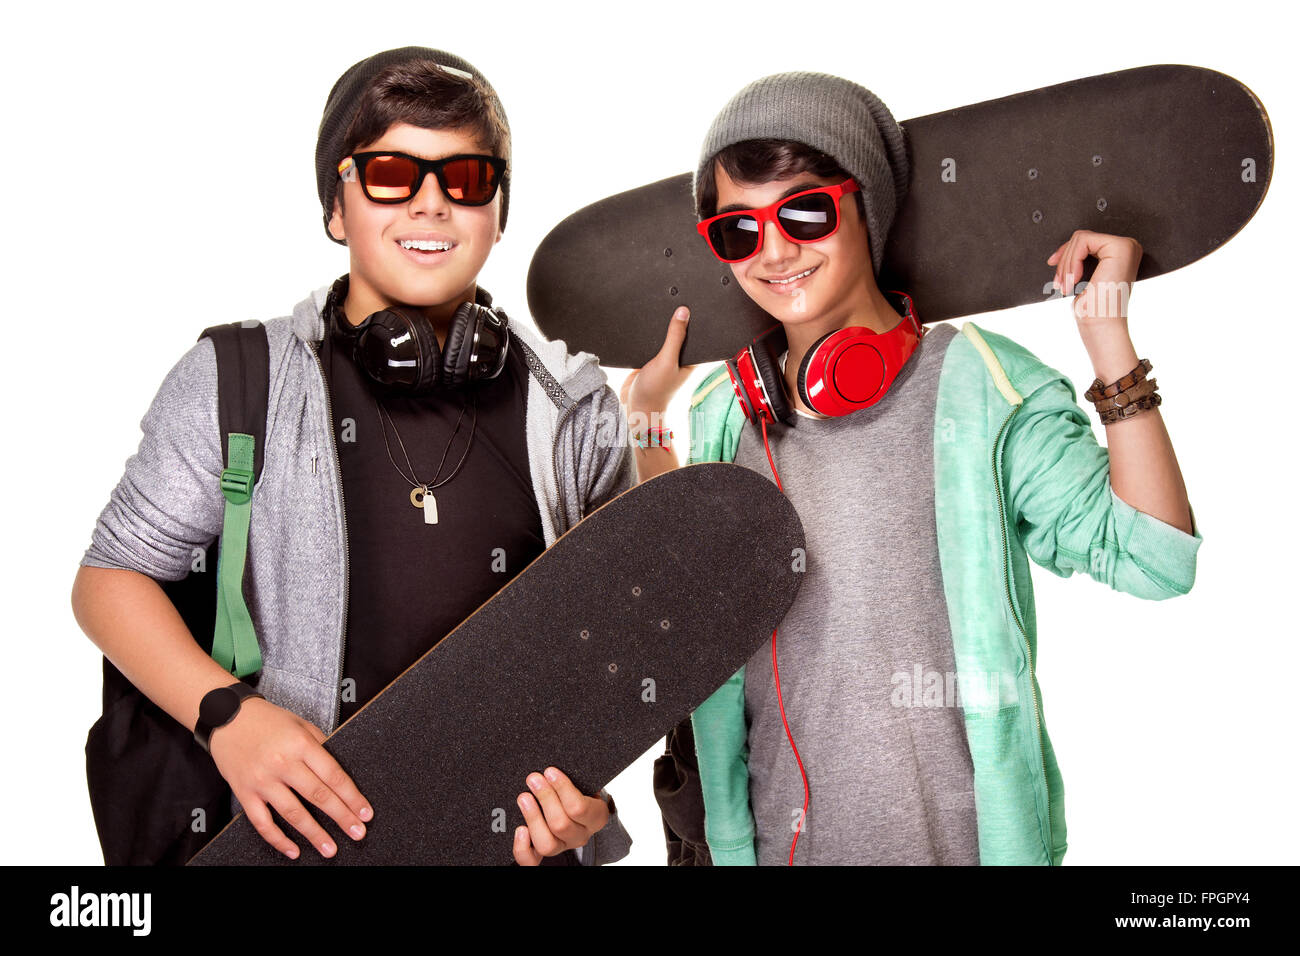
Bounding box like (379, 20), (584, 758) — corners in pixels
(195, 682), (264, 753)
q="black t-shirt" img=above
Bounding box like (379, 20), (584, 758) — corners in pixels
(318, 286), (545, 722)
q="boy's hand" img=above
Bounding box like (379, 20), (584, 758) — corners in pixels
(1047, 229), (1143, 328)
(620, 307), (697, 416)
(512, 767), (610, 865)
(208, 698), (373, 861)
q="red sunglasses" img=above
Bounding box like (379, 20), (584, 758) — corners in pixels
(697, 179), (861, 263)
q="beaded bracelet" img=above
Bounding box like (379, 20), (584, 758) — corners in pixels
(633, 426), (673, 449)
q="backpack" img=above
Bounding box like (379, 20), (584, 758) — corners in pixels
(85, 320), (269, 865)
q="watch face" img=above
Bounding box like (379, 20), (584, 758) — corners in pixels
(199, 686), (241, 728)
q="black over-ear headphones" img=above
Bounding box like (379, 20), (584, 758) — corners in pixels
(326, 275), (511, 396)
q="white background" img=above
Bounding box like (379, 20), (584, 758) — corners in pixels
(1, 0), (1293, 866)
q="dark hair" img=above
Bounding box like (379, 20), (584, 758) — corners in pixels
(337, 60), (510, 227)
(696, 138), (867, 226)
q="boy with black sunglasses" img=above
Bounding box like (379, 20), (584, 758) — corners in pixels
(73, 47), (633, 866)
(627, 72), (1202, 865)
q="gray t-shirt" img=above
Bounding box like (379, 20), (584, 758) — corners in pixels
(734, 320), (979, 865)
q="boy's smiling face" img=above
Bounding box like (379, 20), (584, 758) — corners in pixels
(328, 122), (502, 326)
(713, 161), (874, 336)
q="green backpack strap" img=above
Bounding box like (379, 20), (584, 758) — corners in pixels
(200, 322), (270, 678)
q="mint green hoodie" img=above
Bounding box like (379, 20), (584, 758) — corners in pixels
(685, 322), (1203, 865)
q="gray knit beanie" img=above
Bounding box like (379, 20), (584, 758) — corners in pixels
(316, 46), (510, 244)
(694, 72), (909, 277)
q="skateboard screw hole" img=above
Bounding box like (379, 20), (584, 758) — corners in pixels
(669, 286), (679, 296)
(1032, 210), (1043, 224)
(1092, 154), (1103, 166)
(1027, 168), (1038, 180)
(664, 247), (673, 257)
(660, 619), (671, 630)
(721, 275), (730, 286)
(632, 586), (642, 596)
(608, 663), (618, 673)
(580, 629), (590, 640)
(1096, 197), (1108, 211)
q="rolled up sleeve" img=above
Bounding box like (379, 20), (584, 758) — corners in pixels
(1005, 377), (1203, 601)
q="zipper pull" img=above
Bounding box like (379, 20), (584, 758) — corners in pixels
(312, 453), (318, 475)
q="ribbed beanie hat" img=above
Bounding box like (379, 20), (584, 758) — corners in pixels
(316, 46), (510, 244)
(694, 72), (909, 277)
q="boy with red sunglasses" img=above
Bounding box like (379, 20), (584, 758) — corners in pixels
(627, 72), (1202, 865)
(73, 47), (632, 866)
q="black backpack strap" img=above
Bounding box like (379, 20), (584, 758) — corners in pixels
(198, 321), (270, 677)
(201, 321), (270, 482)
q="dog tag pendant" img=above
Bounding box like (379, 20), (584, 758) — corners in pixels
(410, 486), (438, 525)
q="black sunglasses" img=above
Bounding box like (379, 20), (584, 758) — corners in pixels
(338, 151), (507, 206)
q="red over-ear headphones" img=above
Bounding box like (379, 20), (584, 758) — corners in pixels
(725, 290), (924, 424)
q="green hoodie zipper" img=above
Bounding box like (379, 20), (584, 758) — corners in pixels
(991, 402), (1054, 862)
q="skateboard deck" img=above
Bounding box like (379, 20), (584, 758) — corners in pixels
(189, 462), (805, 865)
(527, 63), (1272, 368)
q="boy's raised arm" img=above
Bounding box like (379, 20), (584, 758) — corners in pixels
(621, 306), (695, 485)
(1049, 230), (1194, 535)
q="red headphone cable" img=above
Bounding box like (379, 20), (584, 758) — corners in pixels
(760, 417), (809, 866)
(760, 417), (784, 493)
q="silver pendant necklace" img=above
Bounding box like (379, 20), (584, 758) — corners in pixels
(375, 393), (477, 525)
